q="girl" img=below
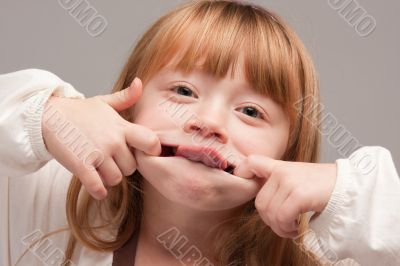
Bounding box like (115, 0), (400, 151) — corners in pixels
(1, 0), (399, 265)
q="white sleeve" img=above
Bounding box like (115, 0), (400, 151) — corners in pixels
(0, 69), (85, 177)
(308, 146), (400, 266)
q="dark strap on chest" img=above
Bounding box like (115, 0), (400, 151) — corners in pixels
(112, 230), (139, 266)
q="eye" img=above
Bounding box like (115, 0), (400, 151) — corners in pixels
(171, 85), (198, 98)
(237, 105), (266, 120)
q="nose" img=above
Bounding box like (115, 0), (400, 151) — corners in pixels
(183, 114), (228, 144)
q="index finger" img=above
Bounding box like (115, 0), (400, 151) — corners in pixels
(125, 123), (161, 155)
(234, 154), (277, 179)
(77, 166), (108, 200)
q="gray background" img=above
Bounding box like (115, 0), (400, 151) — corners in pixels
(1, 0), (399, 168)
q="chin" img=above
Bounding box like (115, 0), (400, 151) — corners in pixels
(134, 150), (260, 211)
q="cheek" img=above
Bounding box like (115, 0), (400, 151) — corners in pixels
(133, 99), (200, 133)
(231, 124), (289, 159)
(132, 103), (174, 130)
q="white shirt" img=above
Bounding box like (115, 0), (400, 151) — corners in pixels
(0, 69), (399, 266)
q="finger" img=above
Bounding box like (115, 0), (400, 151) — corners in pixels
(113, 144), (137, 176)
(269, 223), (297, 239)
(97, 157), (123, 187)
(280, 219), (299, 235)
(270, 211), (298, 238)
(255, 178), (279, 226)
(234, 158), (254, 179)
(277, 192), (307, 233)
(98, 78), (142, 112)
(265, 214), (296, 239)
(125, 123), (161, 155)
(280, 230), (299, 239)
(77, 167), (108, 200)
(268, 184), (293, 234)
(235, 154), (277, 180)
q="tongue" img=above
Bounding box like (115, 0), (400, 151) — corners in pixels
(175, 145), (228, 170)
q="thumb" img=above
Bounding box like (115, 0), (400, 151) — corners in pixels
(99, 77), (142, 111)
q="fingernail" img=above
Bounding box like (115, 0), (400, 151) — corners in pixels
(234, 163), (252, 179)
(233, 164), (242, 177)
(232, 164), (239, 176)
(94, 191), (107, 200)
(146, 136), (161, 156)
(150, 143), (162, 156)
(132, 77), (139, 88)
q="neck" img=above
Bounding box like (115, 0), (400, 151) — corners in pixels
(138, 179), (240, 264)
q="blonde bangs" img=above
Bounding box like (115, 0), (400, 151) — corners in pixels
(136, 1), (303, 113)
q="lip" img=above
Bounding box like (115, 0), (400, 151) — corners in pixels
(159, 142), (237, 174)
(170, 155), (237, 179)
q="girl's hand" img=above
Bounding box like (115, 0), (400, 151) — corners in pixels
(235, 155), (337, 238)
(42, 78), (161, 200)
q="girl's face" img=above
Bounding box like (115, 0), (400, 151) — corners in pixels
(132, 59), (290, 211)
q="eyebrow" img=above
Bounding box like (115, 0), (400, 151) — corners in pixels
(159, 68), (264, 99)
(157, 68), (282, 117)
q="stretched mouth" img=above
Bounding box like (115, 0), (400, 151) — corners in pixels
(160, 144), (236, 174)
